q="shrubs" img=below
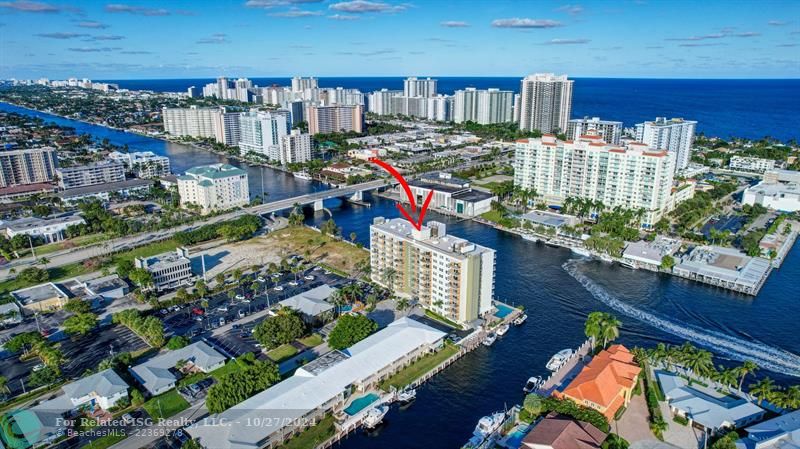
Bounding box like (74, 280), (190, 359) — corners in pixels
(174, 215), (261, 246)
(205, 357), (280, 414)
(113, 309), (165, 347)
(252, 310), (306, 351)
(519, 395), (610, 433)
(328, 315), (378, 350)
(166, 335), (190, 350)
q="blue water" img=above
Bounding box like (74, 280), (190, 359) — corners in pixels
(97, 77), (800, 142)
(344, 393), (380, 416)
(494, 303), (515, 319)
(502, 424), (531, 449)
(1, 101), (799, 449)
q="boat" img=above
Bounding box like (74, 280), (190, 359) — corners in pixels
(496, 324), (510, 336)
(570, 246), (592, 257)
(523, 376), (543, 393)
(522, 234), (539, 243)
(293, 171), (313, 181)
(545, 241), (560, 248)
(482, 333), (497, 346)
(362, 405), (389, 429)
(512, 314), (527, 326)
(546, 349), (573, 371)
(618, 259), (638, 270)
(472, 412), (505, 441)
(395, 387), (416, 404)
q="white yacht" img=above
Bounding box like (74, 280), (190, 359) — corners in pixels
(463, 411), (505, 448)
(571, 247), (592, 257)
(293, 171), (313, 181)
(482, 333), (497, 346)
(496, 324), (510, 336)
(523, 376), (543, 394)
(522, 234), (539, 243)
(618, 259), (638, 270)
(395, 387), (416, 404)
(546, 349), (573, 371)
(363, 405), (389, 429)
(513, 314), (527, 326)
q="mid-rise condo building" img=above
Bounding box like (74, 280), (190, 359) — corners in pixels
(729, 155), (776, 173)
(566, 117), (623, 145)
(177, 163), (249, 213)
(162, 106), (218, 139)
(453, 88), (514, 124)
(291, 76), (318, 93)
(108, 151), (171, 178)
(518, 73), (574, 134)
(635, 117), (697, 172)
(280, 130), (313, 164)
(513, 134), (675, 227)
(57, 161), (126, 190)
(238, 110), (288, 161)
(307, 105), (364, 135)
(0, 147), (59, 187)
(370, 217), (495, 325)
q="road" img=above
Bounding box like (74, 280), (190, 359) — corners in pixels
(0, 179), (391, 281)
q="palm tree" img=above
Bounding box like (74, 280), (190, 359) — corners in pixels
(714, 367), (739, 390)
(750, 377), (776, 405)
(683, 348), (714, 378)
(39, 256), (50, 268)
(631, 347), (649, 366)
(778, 385), (800, 410)
(0, 376), (9, 396)
(738, 360), (758, 391)
(381, 268), (398, 288)
(599, 314), (621, 348)
(649, 343), (669, 368)
(396, 298), (410, 313)
(584, 312), (621, 348)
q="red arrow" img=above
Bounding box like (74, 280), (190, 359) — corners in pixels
(370, 157), (433, 231)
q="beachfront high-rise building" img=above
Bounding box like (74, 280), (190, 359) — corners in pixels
(238, 111), (288, 161)
(453, 88), (514, 124)
(367, 89), (402, 116)
(234, 78), (253, 103)
(162, 106), (219, 139)
(280, 130), (313, 165)
(513, 134), (675, 227)
(370, 217), (496, 325)
(306, 105), (364, 135)
(518, 73), (574, 134)
(567, 117), (624, 145)
(177, 164), (249, 214)
(291, 77), (318, 93)
(403, 77), (437, 98)
(0, 147), (59, 188)
(635, 117), (697, 172)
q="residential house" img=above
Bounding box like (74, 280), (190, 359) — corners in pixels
(130, 342), (226, 395)
(521, 412), (607, 449)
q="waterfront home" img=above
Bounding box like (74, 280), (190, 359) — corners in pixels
(656, 370), (765, 435)
(622, 237), (681, 271)
(555, 345), (641, 421)
(130, 341), (226, 395)
(277, 284), (336, 326)
(735, 408), (800, 449)
(187, 317), (446, 449)
(520, 412), (606, 449)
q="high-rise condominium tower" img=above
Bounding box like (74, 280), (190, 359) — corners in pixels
(518, 73), (574, 134)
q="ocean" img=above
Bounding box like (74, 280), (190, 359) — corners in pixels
(97, 77), (800, 142)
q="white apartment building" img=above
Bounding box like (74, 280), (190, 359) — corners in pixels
(307, 105), (364, 135)
(518, 73), (574, 134)
(403, 77), (437, 97)
(162, 106), (218, 139)
(238, 110), (288, 160)
(108, 151), (171, 178)
(567, 117), (623, 145)
(320, 87), (364, 106)
(729, 155), (776, 173)
(453, 88), (514, 124)
(291, 76), (318, 92)
(213, 107), (242, 146)
(0, 146), (59, 187)
(743, 181), (800, 212)
(426, 95), (453, 122)
(635, 117), (697, 172)
(176, 163), (250, 213)
(57, 161), (126, 190)
(513, 134), (675, 227)
(280, 130), (313, 164)
(367, 89), (403, 116)
(370, 217), (495, 325)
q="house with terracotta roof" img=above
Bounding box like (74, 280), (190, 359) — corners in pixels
(521, 412), (607, 449)
(555, 344), (642, 421)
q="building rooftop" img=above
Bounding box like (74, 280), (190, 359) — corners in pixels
(277, 285), (335, 317)
(137, 248), (190, 272)
(656, 370), (764, 430)
(451, 189), (495, 202)
(520, 210), (575, 228)
(184, 163), (246, 180)
(623, 237), (681, 266)
(187, 317), (445, 449)
(371, 217), (493, 259)
(736, 409), (800, 449)
(57, 160), (123, 173)
(521, 412), (607, 449)
(62, 368), (128, 401)
(82, 274), (128, 296)
(130, 342), (225, 394)
(676, 245), (771, 289)
(10, 282), (70, 305)
(1, 214), (84, 233)
(56, 179), (153, 197)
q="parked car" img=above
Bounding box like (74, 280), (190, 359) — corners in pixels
(238, 310), (246, 318)
(288, 281), (299, 286)
(217, 306), (229, 312)
(274, 285), (284, 291)
(256, 276), (266, 283)
(192, 307), (205, 315)
(234, 295), (245, 301)
(304, 275), (315, 281)
(121, 413), (134, 424)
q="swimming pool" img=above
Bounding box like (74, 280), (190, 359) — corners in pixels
(344, 393), (380, 416)
(494, 303), (515, 319)
(502, 424), (531, 449)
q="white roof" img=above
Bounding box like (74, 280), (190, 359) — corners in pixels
(62, 368), (128, 400)
(130, 342), (225, 394)
(277, 285), (335, 317)
(187, 317), (445, 449)
(736, 409), (800, 449)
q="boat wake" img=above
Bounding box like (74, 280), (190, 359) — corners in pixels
(563, 259), (800, 377)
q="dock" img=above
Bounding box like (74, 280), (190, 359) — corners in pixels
(534, 338), (594, 396)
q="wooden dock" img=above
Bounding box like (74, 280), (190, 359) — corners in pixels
(534, 338), (594, 396)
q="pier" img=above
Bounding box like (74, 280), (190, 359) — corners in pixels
(534, 338), (594, 397)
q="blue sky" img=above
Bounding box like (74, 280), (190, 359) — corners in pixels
(1, 0), (798, 79)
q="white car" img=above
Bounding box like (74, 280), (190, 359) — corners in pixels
(238, 310), (246, 318)
(256, 276), (266, 283)
(288, 281), (299, 286)
(32, 363), (45, 372)
(274, 285), (284, 291)
(304, 275), (315, 281)
(217, 306), (229, 312)
(235, 294), (245, 301)
(271, 273), (281, 278)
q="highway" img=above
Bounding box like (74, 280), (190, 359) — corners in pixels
(0, 179), (392, 281)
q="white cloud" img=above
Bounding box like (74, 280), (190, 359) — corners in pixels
(491, 18), (563, 28)
(440, 20), (469, 27)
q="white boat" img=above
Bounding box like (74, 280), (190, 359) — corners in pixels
(512, 314), (527, 326)
(618, 259), (638, 270)
(293, 171), (313, 181)
(522, 234), (539, 242)
(396, 387), (416, 404)
(523, 376), (543, 394)
(472, 412), (505, 441)
(571, 246), (592, 257)
(546, 348), (573, 371)
(496, 324), (510, 336)
(363, 405), (389, 429)
(482, 333), (497, 346)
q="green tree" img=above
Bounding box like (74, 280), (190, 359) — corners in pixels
(205, 360), (280, 413)
(602, 434), (630, 449)
(64, 299), (92, 314)
(18, 267), (49, 284)
(660, 255), (675, 271)
(131, 388), (145, 406)
(0, 375), (9, 395)
(63, 313), (98, 336)
(750, 377), (776, 404)
(166, 335), (191, 350)
(252, 311), (306, 350)
(328, 314), (378, 350)
(738, 360), (758, 391)
(27, 366), (59, 388)
(129, 268), (154, 289)
(584, 312), (621, 348)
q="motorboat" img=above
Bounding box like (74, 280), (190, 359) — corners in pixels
(395, 387), (416, 404)
(472, 412), (505, 441)
(570, 247), (592, 257)
(618, 259), (638, 270)
(293, 171), (313, 181)
(482, 333), (497, 346)
(523, 376), (543, 394)
(546, 348), (573, 371)
(496, 324), (510, 336)
(363, 405), (389, 429)
(522, 234), (539, 243)
(512, 314), (527, 326)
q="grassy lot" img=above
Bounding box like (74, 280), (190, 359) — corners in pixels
(209, 359), (244, 380)
(480, 210), (505, 223)
(79, 432), (127, 449)
(261, 226), (368, 276)
(28, 233), (108, 257)
(109, 239), (178, 265)
(177, 372), (207, 388)
(266, 344), (299, 363)
(379, 343), (460, 391)
(277, 414), (335, 449)
(0, 262), (94, 295)
(142, 390), (189, 420)
(424, 309), (461, 329)
(299, 334), (323, 348)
